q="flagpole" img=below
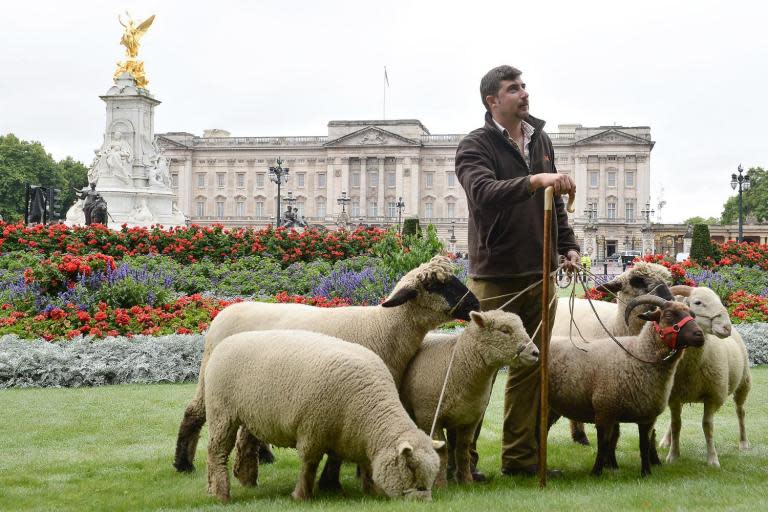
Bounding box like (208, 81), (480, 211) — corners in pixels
(383, 66), (387, 120)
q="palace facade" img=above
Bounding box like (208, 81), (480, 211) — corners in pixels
(157, 118), (657, 255)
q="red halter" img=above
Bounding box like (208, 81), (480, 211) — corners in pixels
(653, 315), (695, 350)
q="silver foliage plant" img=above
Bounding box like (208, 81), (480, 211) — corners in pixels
(0, 324), (766, 388)
(0, 334), (204, 388)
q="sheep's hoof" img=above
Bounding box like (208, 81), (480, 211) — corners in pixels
(258, 443), (276, 464)
(173, 460), (195, 473)
(317, 478), (343, 493)
(707, 458), (721, 468)
(572, 432), (590, 446)
(433, 476), (448, 488)
(740, 441), (750, 451)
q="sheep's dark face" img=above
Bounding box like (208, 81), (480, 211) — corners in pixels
(597, 263), (672, 302)
(382, 274), (480, 321)
(640, 302), (705, 349)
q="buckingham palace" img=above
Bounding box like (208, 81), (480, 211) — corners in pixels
(157, 119), (654, 256)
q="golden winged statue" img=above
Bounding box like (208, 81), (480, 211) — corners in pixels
(114, 12), (155, 89)
(119, 12), (155, 58)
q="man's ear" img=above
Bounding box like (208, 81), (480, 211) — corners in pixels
(381, 287), (418, 308)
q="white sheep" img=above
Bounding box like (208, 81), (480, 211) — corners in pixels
(658, 285), (752, 467)
(552, 262), (673, 445)
(401, 310), (540, 486)
(548, 291), (705, 476)
(204, 329), (441, 502)
(174, 255), (480, 486)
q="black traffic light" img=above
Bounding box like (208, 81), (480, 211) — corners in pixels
(47, 187), (62, 220)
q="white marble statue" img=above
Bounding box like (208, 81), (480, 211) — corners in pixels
(65, 198), (86, 225)
(91, 132), (133, 185)
(129, 196), (154, 226)
(149, 154), (170, 188)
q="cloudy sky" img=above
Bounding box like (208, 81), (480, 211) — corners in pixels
(2, 0), (766, 223)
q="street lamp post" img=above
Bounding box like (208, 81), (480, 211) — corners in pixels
(395, 196), (406, 234)
(730, 164), (751, 242)
(268, 157), (290, 226)
(336, 191), (351, 228)
(640, 200), (655, 225)
(449, 220), (457, 254)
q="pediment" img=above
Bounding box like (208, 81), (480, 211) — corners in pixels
(155, 135), (190, 149)
(575, 129), (653, 146)
(324, 126), (421, 147)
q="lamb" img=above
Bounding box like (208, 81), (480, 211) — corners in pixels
(400, 310), (540, 486)
(552, 262), (673, 445)
(658, 285), (752, 467)
(204, 329), (441, 502)
(174, 255), (480, 484)
(547, 289), (705, 477)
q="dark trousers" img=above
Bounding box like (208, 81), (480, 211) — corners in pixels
(466, 274), (557, 471)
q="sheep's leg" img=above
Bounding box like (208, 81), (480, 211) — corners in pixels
(606, 423), (620, 469)
(453, 425), (477, 485)
(433, 429), (449, 488)
(734, 379), (750, 450)
(233, 427), (260, 487)
(317, 453), (343, 492)
(360, 462), (378, 495)
(206, 416), (239, 502)
(292, 456), (321, 501)
(591, 423), (614, 476)
(703, 401), (721, 468)
(666, 401), (683, 463)
(175, 387), (207, 472)
(445, 427), (457, 481)
(659, 422), (672, 449)
(638, 422), (652, 477)
(570, 420), (590, 446)
(649, 426), (662, 466)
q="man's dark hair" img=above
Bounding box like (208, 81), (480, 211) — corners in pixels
(480, 65), (522, 111)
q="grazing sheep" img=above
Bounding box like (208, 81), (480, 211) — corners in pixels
(204, 330), (441, 502)
(548, 290), (705, 477)
(174, 255), (480, 482)
(658, 285), (752, 467)
(553, 262), (673, 446)
(401, 310), (540, 486)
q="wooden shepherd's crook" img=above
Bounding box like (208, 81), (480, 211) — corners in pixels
(539, 188), (575, 488)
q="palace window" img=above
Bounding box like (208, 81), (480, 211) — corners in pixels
(255, 200), (265, 217)
(256, 173), (265, 188)
(171, 173), (179, 188)
(447, 172), (456, 188)
(216, 173), (225, 189)
(607, 171), (617, 187)
(447, 202), (456, 218)
(625, 200), (635, 221)
(236, 173), (245, 188)
(425, 172), (434, 189)
(368, 201), (378, 217)
(318, 173), (326, 188)
(607, 200), (617, 220)
(387, 201), (397, 217)
(316, 200), (326, 218)
(197, 173), (206, 188)
(589, 171), (599, 188)
(351, 171), (360, 187)
(216, 199), (225, 217)
(425, 202), (434, 218)
(351, 198), (361, 217)
(196, 200), (205, 217)
(386, 171), (396, 187)
(236, 199), (245, 217)
(625, 171), (635, 187)
(298, 173), (305, 188)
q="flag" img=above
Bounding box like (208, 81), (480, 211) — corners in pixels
(384, 66), (390, 87)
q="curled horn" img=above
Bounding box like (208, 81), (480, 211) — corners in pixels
(624, 295), (669, 325)
(670, 285), (693, 297)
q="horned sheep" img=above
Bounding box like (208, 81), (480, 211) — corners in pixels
(174, 255), (480, 486)
(658, 285), (752, 467)
(552, 262), (673, 445)
(401, 310), (540, 486)
(204, 330), (441, 502)
(548, 289), (705, 477)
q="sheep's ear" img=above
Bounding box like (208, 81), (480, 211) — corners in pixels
(398, 441), (414, 458)
(432, 440), (445, 450)
(596, 280), (622, 294)
(382, 287), (418, 308)
(470, 310), (485, 328)
(637, 308), (662, 322)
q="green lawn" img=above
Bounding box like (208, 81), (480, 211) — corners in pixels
(2, 368), (767, 511)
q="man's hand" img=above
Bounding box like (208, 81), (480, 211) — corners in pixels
(530, 173), (576, 197)
(563, 249), (580, 273)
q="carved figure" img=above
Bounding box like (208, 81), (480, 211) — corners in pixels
(130, 197), (154, 225)
(150, 154), (170, 188)
(92, 132), (133, 185)
(74, 183), (108, 225)
(118, 13), (155, 58)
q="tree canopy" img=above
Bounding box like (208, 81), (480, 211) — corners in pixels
(0, 134), (88, 222)
(683, 216), (720, 225)
(721, 166), (768, 224)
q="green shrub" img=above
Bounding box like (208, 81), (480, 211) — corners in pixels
(372, 225), (443, 278)
(402, 217), (420, 237)
(690, 224), (715, 263)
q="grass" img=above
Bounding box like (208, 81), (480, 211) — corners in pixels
(2, 368), (767, 511)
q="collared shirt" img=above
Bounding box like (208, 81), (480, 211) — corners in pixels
(492, 117), (535, 165)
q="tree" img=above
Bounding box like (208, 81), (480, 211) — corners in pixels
(690, 224), (715, 263)
(721, 167), (768, 224)
(0, 134), (87, 222)
(683, 216), (720, 225)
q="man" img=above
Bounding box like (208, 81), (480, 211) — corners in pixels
(455, 65), (580, 477)
(581, 249), (592, 285)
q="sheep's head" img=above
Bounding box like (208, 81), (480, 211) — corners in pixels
(596, 262), (672, 301)
(371, 437), (442, 501)
(670, 285), (732, 338)
(381, 255), (480, 321)
(625, 294), (705, 350)
(467, 310), (539, 368)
